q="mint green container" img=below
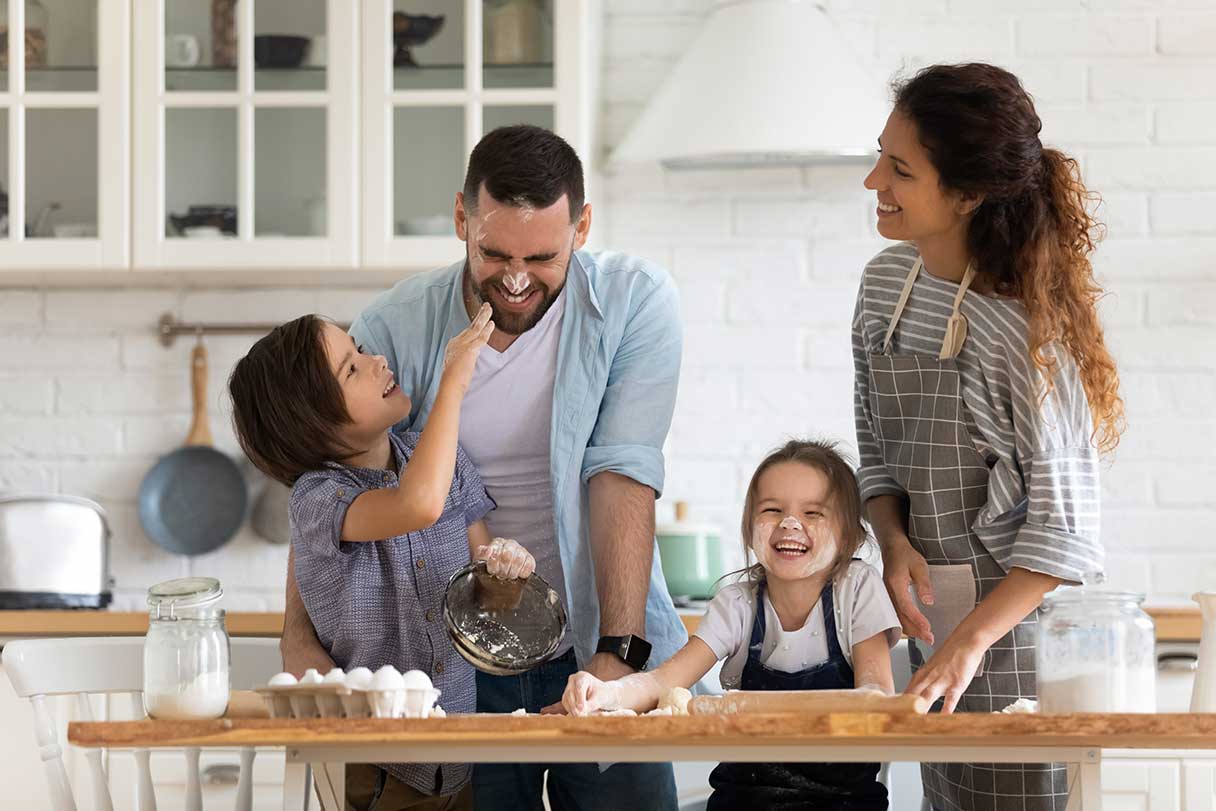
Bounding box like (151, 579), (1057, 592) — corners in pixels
(656, 502), (725, 600)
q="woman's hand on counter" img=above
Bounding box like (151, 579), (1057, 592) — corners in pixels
(904, 633), (985, 714)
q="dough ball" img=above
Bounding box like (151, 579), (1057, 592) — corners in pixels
(657, 687), (692, 716)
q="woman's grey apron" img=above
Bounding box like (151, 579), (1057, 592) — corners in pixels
(867, 259), (1068, 810)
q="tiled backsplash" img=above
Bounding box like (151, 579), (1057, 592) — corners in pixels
(2, 0), (1214, 608)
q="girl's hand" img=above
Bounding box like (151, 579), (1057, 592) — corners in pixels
(904, 633), (986, 714)
(442, 303), (494, 391)
(474, 538), (535, 580)
(881, 535), (935, 644)
(562, 671), (622, 716)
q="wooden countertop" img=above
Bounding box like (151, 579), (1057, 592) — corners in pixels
(68, 712), (1216, 752)
(2, 606), (1202, 642)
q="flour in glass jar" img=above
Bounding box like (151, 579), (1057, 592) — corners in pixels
(145, 671), (230, 720)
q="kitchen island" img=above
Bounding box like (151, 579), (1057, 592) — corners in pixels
(69, 711), (1216, 811)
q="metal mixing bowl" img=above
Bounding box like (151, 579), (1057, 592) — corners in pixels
(442, 561), (567, 676)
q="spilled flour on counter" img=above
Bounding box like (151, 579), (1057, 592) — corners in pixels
(997, 698), (1038, 714)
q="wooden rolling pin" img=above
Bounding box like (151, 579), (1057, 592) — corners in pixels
(688, 689), (929, 715)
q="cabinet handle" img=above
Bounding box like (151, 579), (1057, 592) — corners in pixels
(202, 763), (241, 785)
(1157, 652), (1199, 672)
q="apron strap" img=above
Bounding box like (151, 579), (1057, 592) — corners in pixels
(747, 580), (768, 651)
(939, 263), (977, 360)
(880, 259), (922, 354)
(880, 258), (978, 359)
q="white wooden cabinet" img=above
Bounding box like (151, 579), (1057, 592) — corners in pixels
(1103, 751), (1216, 811)
(0, 0), (598, 276)
(0, 0), (129, 271)
(132, 0), (359, 271)
(1183, 758), (1216, 811)
(360, 0), (596, 270)
(1102, 755), (1182, 811)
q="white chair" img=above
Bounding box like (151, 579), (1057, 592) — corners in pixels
(2, 636), (306, 811)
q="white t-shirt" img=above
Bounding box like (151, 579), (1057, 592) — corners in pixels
(458, 290), (570, 654)
(693, 561), (901, 690)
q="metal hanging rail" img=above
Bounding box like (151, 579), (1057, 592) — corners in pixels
(157, 312), (351, 347)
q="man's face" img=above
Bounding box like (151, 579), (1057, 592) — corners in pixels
(454, 185), (591, 336)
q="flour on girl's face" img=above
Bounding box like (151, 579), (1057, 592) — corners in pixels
(751, 514), (839, 581)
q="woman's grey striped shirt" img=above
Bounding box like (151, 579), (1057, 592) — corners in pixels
(852, 242), (1104, 583)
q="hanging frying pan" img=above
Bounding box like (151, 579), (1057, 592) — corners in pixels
(138, 340), (247, 556)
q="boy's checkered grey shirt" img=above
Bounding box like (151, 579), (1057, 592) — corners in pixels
(290, 431), (496, 796)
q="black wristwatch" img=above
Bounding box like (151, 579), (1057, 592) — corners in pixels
(596, 634), (652, 671)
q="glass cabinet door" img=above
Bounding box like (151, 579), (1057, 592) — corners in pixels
(362, 0), (588, 270)
(0, 0), (127, 270)
(134, 0), (356, 270)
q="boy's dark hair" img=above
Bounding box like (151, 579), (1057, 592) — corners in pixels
(228, 315), (356, 487)
(462, 125), (585, 223)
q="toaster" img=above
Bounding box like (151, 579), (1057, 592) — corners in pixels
(0, 494), (113, 609)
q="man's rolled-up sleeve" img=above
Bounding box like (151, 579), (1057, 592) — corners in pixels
(579, 272), (681, 497)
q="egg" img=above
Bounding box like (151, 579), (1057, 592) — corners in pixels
(401, 669), (433, 691)
(299, 668), (324, 685)
(345, 667), (373, 690)
(371, 665), (405, 690)
(322, 667), (346, 685)
(268, 672), (297, 687)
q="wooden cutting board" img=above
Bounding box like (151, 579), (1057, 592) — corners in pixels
(689, 689), (928, 715)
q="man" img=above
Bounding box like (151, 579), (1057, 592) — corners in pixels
(281, 125), (686, 810)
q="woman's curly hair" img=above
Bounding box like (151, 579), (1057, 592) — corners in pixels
(895, 63), (1125, 453)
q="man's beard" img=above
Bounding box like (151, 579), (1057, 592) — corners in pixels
(465, 255), (564, 336)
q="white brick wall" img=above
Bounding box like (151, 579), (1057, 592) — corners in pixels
(0, 2), (1213, 609)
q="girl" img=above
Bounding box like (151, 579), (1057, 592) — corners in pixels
(228, 304), (535, 811)
(853, 63), (1125, 811)
(563, 439), (901, 811)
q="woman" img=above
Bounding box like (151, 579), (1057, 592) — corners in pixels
(852, 63), (1124, 810)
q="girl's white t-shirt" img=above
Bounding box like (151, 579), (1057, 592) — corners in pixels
(693, 560), (901, 690)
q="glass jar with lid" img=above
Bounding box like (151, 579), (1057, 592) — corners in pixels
(1036, 585), (1156, 713)
(143, 577), (230, 720)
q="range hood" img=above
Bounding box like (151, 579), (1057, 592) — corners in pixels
(610, 0), (889, 170)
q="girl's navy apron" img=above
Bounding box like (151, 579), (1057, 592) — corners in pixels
(706, 580), (888, 811)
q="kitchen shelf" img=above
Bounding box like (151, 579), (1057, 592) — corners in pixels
(0, 67), (98, 93)
(141, 64), (556, 93)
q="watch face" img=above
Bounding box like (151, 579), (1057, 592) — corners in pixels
(622, 635), (652, 670)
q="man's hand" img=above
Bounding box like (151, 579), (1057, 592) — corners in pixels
(541, 652), (636, 714)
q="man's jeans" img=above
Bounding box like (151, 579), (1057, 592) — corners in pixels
(472, 649), (679, 811)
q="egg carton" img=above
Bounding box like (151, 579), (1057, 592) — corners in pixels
(254, 683), (443, 720)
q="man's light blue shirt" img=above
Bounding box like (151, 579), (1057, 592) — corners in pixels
(349, 249), (688, 669)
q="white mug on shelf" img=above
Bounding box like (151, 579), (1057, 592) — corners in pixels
(165, 34), (201, 68)
(306, 35), (327, 67)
